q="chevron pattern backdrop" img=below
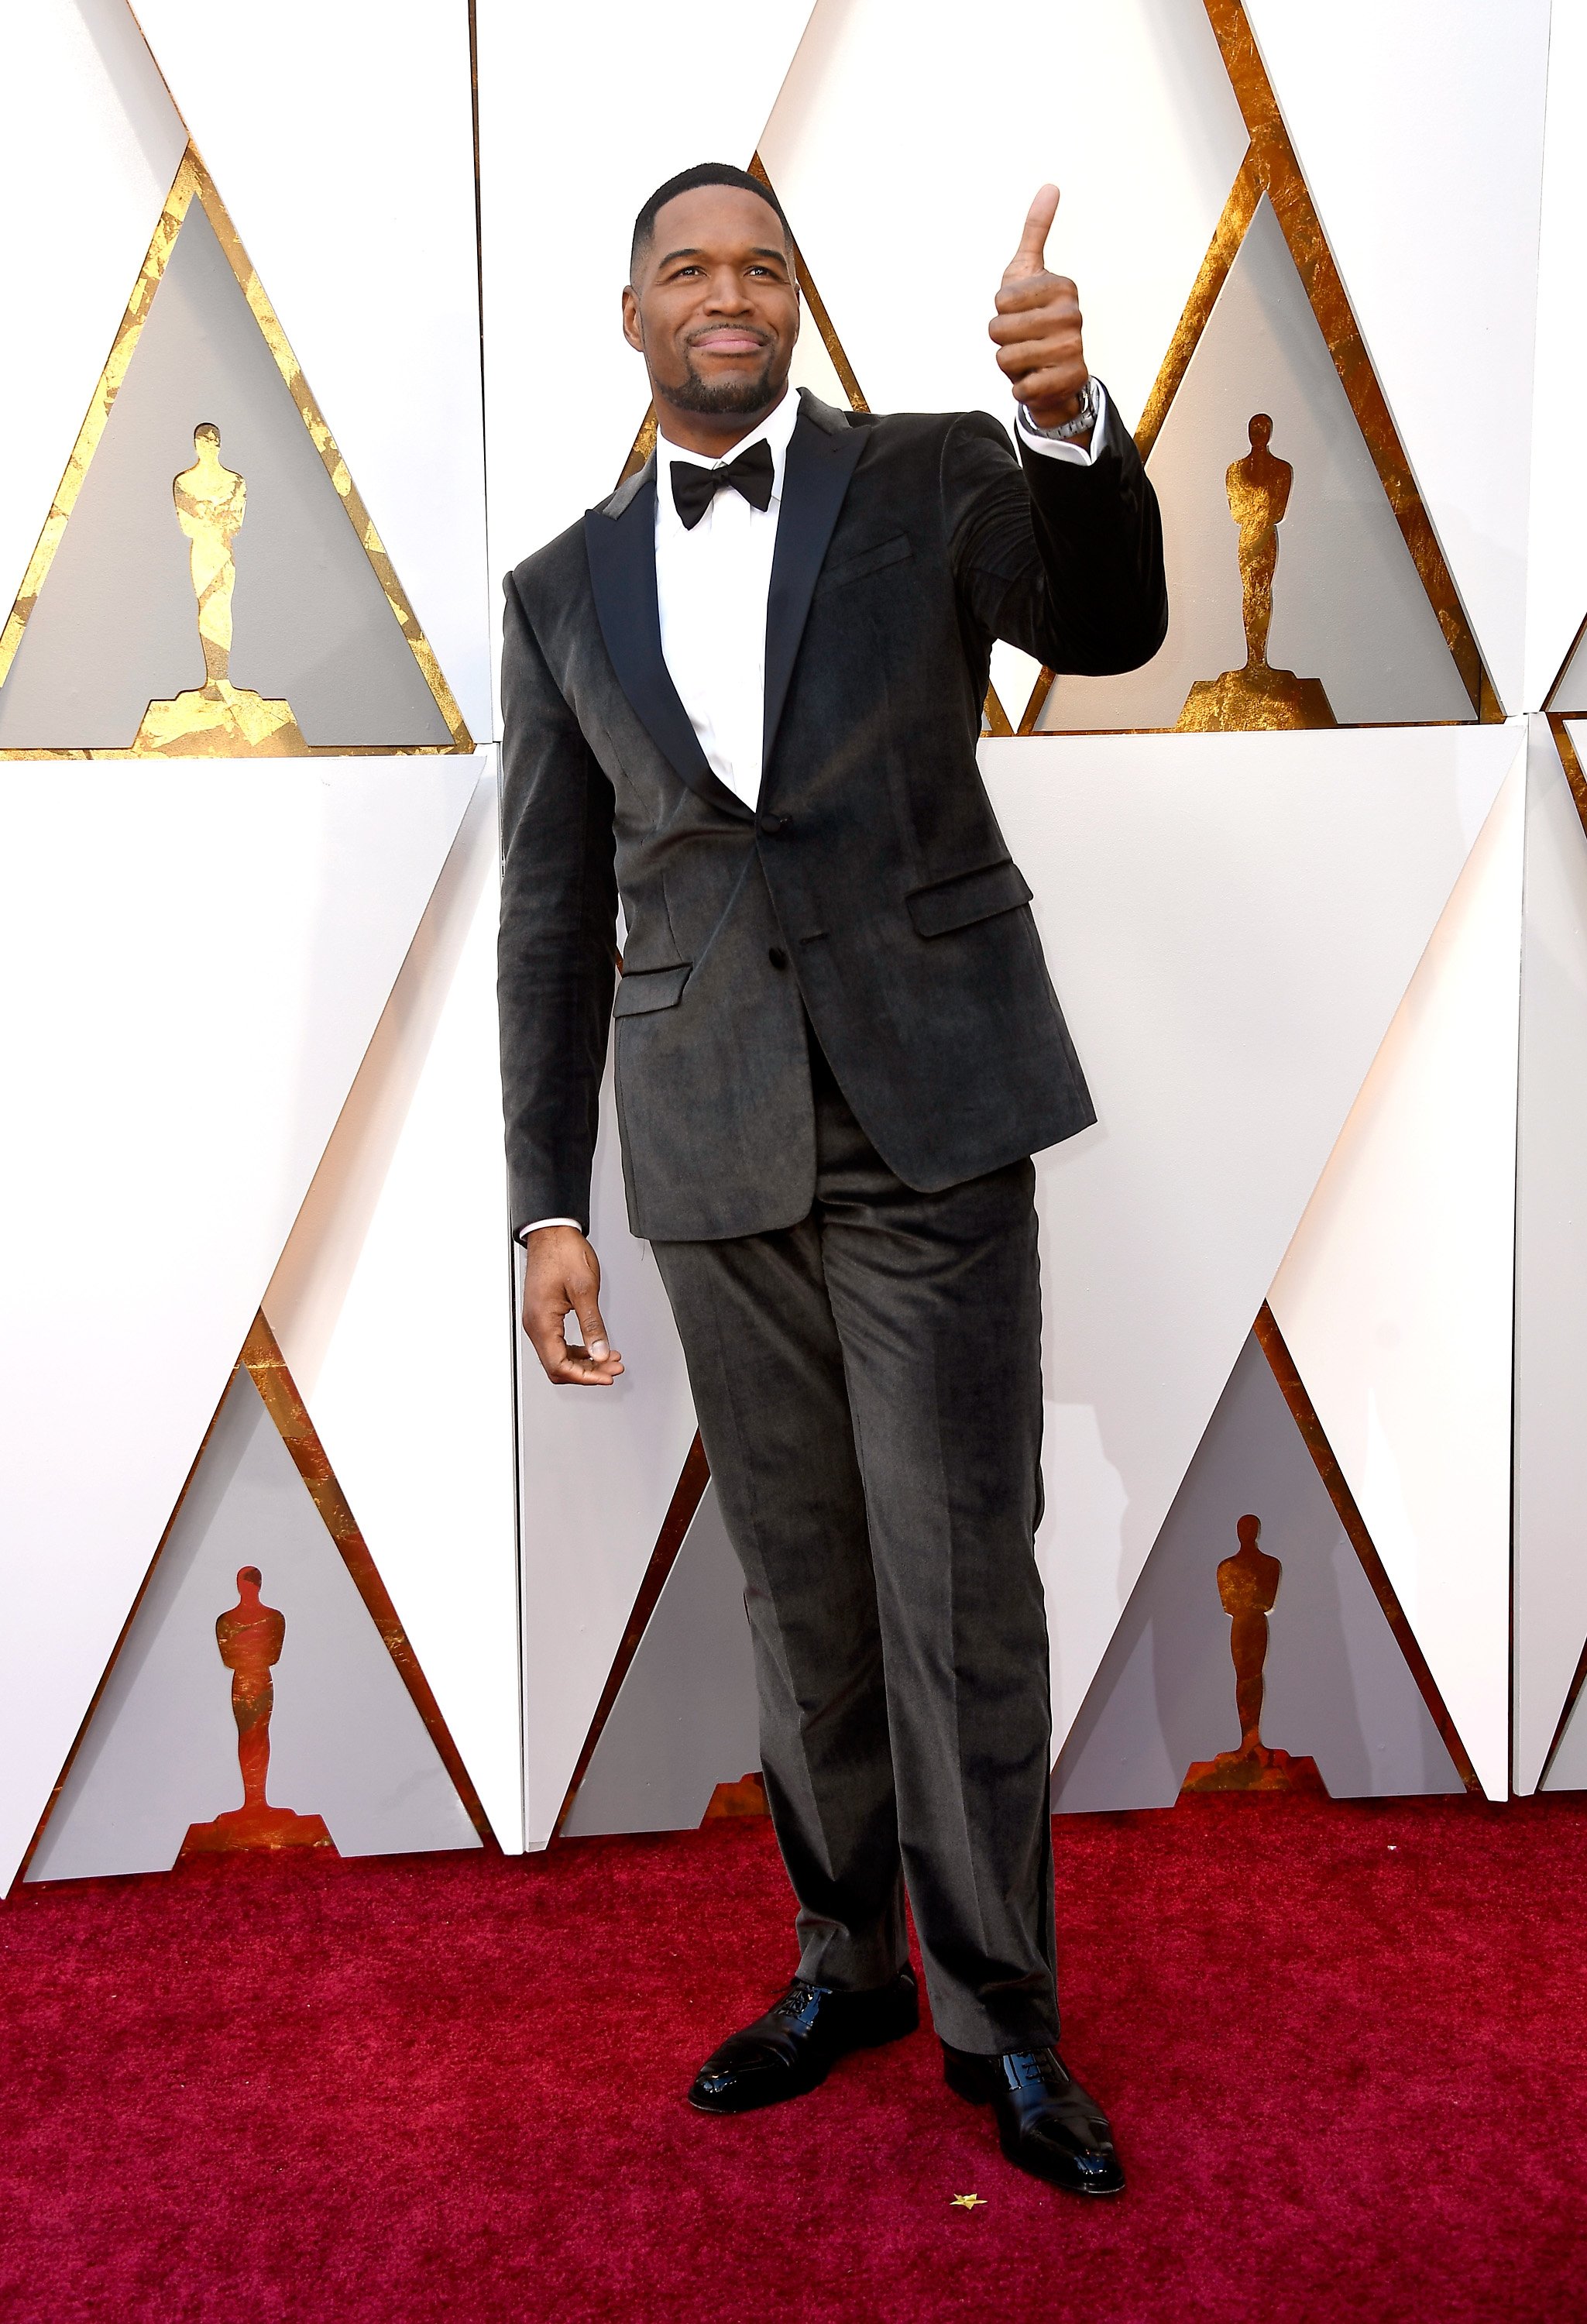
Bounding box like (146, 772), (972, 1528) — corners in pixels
(2, 0), (1584, 1890)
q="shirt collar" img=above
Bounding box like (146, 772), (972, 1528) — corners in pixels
(654, 388), (800, 528)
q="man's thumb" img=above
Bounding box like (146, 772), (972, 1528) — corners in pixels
(574, 1298), (610, 1360)
(1004, 183), (1060, 284)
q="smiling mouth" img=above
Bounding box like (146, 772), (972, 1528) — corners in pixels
(688, 331), (768, 356)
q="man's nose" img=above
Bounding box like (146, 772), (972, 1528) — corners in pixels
(700, 265), (752, 310)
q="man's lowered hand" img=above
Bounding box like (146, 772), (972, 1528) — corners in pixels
(988, 184), (1091, 435)
(521, 1224), (625, 1387)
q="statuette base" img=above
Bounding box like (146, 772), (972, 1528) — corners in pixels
(1177, 662), (1338, 733)
(134, 680), (307, 758)
(1180, 1742), (1328, 1796)
(179, 1802), (335, 1858)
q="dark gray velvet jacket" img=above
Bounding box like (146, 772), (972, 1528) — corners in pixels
(499, 387), (1166, 1242)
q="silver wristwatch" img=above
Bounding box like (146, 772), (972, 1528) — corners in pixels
(1041, 376), (1099, 442)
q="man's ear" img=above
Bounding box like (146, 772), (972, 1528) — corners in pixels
(621, 284), (644, 355)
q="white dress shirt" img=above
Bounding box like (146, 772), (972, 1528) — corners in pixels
(520, 383), (1108, 1239)
(654, 387), (802, 811)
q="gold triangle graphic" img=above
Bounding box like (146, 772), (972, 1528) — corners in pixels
(19, 1308), (492, 1882)
(1018, 0), (1499, 737)
(241, 1312), (492, 1841)
(0, 144), (472, 758)
(1547, 713), (1587, 840)
(610, 155), (1016, 741)
(1252, 1302), (1479, 1793)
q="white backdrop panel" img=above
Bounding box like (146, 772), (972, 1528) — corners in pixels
(0, 751), (478, 1893)
(758, 0), (1247, 436)
(1244, 0), (1549, 713)
(981, 722), (1517, 1756)
(264, 769), (522, 1849)
(514, 1067), (700, 1852)
(1513, 718), (1587, 1792)
(0, 0), (185, 624)
(476, 0), (816, 656)
(1269, 736), (1528, 1801)
(1527, 4), (1587, 708)
(132, 0), (492, 737)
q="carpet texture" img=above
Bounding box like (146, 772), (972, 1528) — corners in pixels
(3, 1793), (1583, 2322)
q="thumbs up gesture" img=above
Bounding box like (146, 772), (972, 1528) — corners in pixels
(989, 185), (1090, 435)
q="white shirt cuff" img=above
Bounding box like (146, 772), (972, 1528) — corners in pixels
(1016, 381), (1109, 467)
(518, 1216), (581, 1243)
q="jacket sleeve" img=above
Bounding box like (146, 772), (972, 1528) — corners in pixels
(943, 388), (1167, 675)
(497, 569), (619, 1236)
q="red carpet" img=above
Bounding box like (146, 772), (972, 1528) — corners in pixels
(3, 1793), (1583, 2322)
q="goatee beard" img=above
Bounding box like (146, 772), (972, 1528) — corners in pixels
(664, 352), (779, 417)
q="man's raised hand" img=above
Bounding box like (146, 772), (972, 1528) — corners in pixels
(521, 1223), (625, 1387)
(989, 184), (1090, 435)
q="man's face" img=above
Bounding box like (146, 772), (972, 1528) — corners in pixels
(623, 186), (799, 420)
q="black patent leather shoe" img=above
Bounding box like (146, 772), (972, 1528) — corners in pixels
(943, 2041), (1125, 2195)
(689, 1968), (919, 2114)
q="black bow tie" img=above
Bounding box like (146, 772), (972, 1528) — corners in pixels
(670, 437), (775, 529)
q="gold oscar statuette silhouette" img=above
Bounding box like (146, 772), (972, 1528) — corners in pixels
(1177, 414), (1337, 732)
(1179, 1514), (1328, 1796)
(134, 422), (307, 757)
(179, 1565), (335, 1856)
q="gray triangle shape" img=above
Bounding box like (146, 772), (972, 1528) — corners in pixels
(1039, 194), (1474, 733)
(1548, 622), (1587, 714)
(1052, 1331), (1466, 1813)
(27, 1368), (479, 1881)
(0, 198), (450, 749)
(1542, 1682), (1587, 1790)
(562, 1483), (759, 1838)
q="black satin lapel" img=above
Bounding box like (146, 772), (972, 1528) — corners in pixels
(582, 477), (751, 820)
(762, 413), (866, 772)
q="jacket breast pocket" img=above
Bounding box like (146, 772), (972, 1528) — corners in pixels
(613, 962), (691, 1017)
(905, 858), (1033, 939)
(816, 533), (913, 593)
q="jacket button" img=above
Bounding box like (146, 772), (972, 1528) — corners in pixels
(768, 946), (788, 970)
(759, 811), (791, 834)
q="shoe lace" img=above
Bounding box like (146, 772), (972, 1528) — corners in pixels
(1004, 2046), (1067, 2094)
(771, 1978), (826, 2024)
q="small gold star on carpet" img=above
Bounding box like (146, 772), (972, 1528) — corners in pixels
(950, 2194), (987, 2209)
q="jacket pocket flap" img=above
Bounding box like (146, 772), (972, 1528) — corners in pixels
(817, 532), (913, 592)
(613, 962), (692, 1017)
(906, 858), (1033, 939)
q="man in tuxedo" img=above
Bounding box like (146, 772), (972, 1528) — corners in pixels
(499, 162), (1166, 2196)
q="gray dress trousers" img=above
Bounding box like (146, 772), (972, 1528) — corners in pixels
(651, 1037), (1058, 2055)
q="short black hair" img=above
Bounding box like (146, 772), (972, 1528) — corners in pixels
(630, 163), (792, 277)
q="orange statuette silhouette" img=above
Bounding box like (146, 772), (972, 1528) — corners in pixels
(1180, 1515), (1327, 1796)
(1176, 415), (1336, 732)
(179, 1566), (335, 1858)
(702, 1771), (770, 1823)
